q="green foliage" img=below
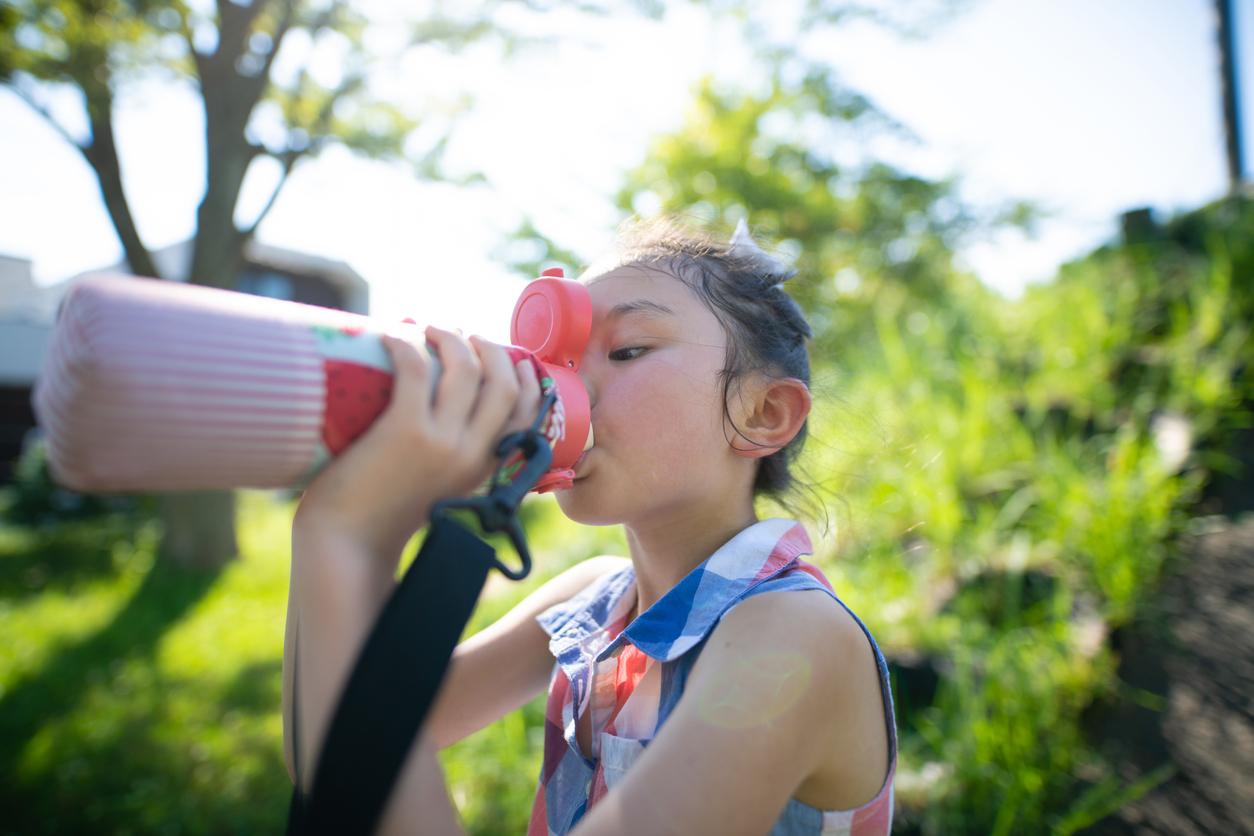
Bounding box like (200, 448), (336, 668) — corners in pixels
(810, 200), (1248, 833)
(912, 625), (1109, 836)
(599, 55), (1251, 832)
(495, 218), (588, 281)
(0, 0), (177, 90)
(1005, 216), (1251, 440)
(611, 72), (1034, 359)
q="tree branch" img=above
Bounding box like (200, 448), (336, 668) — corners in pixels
(81, 92), (161, 279)
(215, 0), (269, 59)
(176, 6), (208, 87)
(259, 0), (299, 82)
(241, 148), (303, 239)
(5, 82), (89, 161)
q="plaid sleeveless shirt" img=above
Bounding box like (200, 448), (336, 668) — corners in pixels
(527, 518), (898, 835)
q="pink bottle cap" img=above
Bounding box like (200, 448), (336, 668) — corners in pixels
(511, 269), (591, 372)
(510, 268), (593, 489)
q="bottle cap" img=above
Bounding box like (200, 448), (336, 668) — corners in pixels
(510, 269), (591, 372)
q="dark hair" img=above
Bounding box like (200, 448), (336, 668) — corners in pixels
(603, 215), (814, 504)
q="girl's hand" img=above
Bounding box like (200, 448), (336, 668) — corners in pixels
(293, 325), (544, 562)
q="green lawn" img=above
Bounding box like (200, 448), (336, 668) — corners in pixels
(0, 490), (628, 834)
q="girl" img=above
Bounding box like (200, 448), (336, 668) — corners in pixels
(282, 218), (898, 835)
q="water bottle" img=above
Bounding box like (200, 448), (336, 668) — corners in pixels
(32, 268), (592, 494)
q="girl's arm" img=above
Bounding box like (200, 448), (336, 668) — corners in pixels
(281, 327), (541, 800)
(379, 734), (463, 836)
(285, 522), (404, 794)
(286, 523), (468, 836)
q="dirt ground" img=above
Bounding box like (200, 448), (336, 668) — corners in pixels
(1085, 515), (1254, 835)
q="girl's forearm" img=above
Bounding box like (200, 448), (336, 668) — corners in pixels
(285, 521), (402, 794)
(283, 524), (463, 834)
(378, 734), (466, 836)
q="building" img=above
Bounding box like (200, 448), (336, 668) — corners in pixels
(0, 241), (369, 484)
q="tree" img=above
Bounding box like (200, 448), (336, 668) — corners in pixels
(505, 1), (1028, 357)
(0, 0), (990, 567)
(0, 0), (568, 567)
(516, 64), (1032, 362)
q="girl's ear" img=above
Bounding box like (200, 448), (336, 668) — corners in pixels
(730, 376), (811, 459)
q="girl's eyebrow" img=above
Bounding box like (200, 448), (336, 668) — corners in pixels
(605, 300), (675, 321)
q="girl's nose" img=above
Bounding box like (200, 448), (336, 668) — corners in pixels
(577, 364), (597, 412)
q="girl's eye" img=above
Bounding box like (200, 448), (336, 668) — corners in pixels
(609, 346), (648, 362)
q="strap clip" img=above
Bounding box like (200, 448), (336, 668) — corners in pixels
(430, 390), (557, 580)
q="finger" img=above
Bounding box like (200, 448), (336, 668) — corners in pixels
(425, 326), (482, 433)
(505, 358), (543, 434)
(379, 334), (433, 424)
(465, 337), (522, 445)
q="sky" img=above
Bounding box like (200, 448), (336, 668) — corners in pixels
(0, 0), (1249, 343)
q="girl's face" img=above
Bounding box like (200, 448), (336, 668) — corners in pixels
(556, 263), (755, 527)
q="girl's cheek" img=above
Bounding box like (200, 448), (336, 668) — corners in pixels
(598, 362), (651, 409)
(602, 379), (652, 432)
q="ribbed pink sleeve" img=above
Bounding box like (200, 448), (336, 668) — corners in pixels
(32, 274), (379, 492)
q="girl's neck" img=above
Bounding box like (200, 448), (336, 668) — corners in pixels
(624, 499), (758, 615)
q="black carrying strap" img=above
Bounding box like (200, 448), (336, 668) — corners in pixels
(289, 516), (496, 835)
(286, 403), (558, 835)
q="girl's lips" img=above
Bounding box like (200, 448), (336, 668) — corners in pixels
(573, 448), (592, 479)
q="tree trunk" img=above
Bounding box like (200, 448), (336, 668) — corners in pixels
(151, 129), (250, 570)
(157, 490), (239, 569)
(156, 169), (250, 569)
(190, 125), (250, 287)
(153, 38), (265, 569)
(75, 86), (239, 568)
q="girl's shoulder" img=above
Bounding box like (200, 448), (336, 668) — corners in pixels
(732, 560), (889, 650)
(730, 558), (885, 666)
(696, 581), (896, 814)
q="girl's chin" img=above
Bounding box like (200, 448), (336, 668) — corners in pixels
(555, 481), (625, 526)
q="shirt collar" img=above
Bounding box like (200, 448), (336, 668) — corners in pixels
(537, 518), (813, 665)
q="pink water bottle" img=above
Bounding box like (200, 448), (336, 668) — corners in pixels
(32, 269), (592, 494)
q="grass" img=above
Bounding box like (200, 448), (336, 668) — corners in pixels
(0, 495), (290, 834)
(0, 488), (624, 835)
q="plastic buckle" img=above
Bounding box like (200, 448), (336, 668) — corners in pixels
(430, 391), (557, 580)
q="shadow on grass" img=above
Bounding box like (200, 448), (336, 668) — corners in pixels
(0, 686), (290, 835)
(220, 658), (284, 712)
(0, 522), (303, 834)
(0, 554), (223, 778)
(0, 517), (149, 599)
